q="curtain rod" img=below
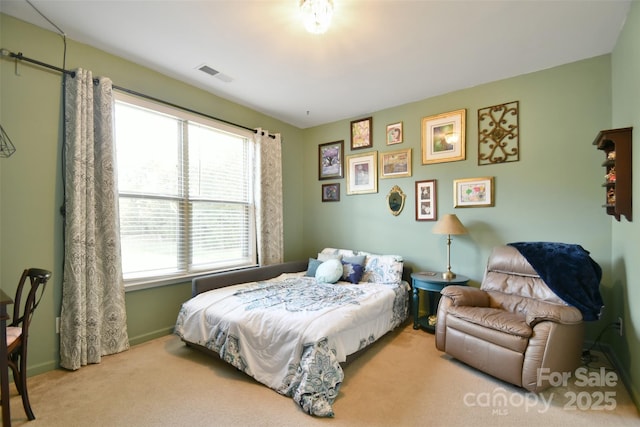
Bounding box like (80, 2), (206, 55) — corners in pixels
(0, 49), (276, 139)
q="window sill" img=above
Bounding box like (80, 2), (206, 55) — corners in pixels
(124, 264), (259, 292)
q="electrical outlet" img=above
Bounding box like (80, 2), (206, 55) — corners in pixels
(56, 317), (60, 334)
(618, 316), (623, 336)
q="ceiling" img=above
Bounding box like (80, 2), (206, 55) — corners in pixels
(0, 0), (632, 129)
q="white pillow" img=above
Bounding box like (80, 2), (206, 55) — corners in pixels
(317, 252), (343, 262)
(315, 259), (343, 284)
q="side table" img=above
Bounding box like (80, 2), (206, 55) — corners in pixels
(411, 272), (469, 333)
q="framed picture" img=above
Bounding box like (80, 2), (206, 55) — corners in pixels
(415, 180), (437, 221)
(454, 176), (494, 208)
(380, 148), (412, 179)
(350, 117), (373, 150)
(386, 122), (403, 145)
(346, 151), (378, 195)
(318, 140), (344, 180)
(421, 109), (466, 164)
(321, 183), (340, 202)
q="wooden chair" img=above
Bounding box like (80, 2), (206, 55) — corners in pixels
(6, 268), (51, 420)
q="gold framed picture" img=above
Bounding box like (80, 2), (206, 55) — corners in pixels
(421, 109), (466, 164)
(346, 151), (378, 195)
(380, 148), (412, 179)
(454, 176), (494, 207)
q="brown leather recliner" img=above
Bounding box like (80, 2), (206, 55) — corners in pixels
(435, 245), (584, 392)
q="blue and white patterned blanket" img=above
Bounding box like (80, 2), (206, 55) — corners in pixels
(175, 273), (409, 417)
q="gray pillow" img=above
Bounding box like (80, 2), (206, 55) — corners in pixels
(343, 255), (366, 266)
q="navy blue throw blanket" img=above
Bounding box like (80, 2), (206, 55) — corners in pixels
(507, 242), (604, 321)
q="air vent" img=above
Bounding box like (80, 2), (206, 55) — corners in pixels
(196, 64), (234, 83)
(198, 65), (219, 76)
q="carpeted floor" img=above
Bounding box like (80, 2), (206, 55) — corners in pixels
(8, 321), (640, 426)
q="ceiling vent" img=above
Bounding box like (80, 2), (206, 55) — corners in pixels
(197, 64), (233, 83)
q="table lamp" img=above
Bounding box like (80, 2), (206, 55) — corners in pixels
(432, 214), (468, 280)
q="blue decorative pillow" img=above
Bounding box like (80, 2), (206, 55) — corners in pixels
(315, 259), (343, 283)
(305, 258), (323, 277)
(342, 261), (364, 284)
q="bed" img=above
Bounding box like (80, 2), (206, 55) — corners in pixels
(174, 248), (411, 417)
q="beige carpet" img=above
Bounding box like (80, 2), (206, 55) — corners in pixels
(7, 322), (640, 426)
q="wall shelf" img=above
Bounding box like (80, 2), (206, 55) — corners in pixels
(593, 127), (632, 222)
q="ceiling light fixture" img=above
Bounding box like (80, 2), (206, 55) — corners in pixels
(300, 0), (334, 34)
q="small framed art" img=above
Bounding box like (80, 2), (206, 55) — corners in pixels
(346, 151), (378, 195)
(386, 122), (403, 145)
(454, 176), (494, 207)
(350, 117), (373, 150)
(421, 109), (466, 164)
(415, 180), (437, 221)
(380, 148), (412, 179)
(318, 140), (344, 180)
(322, 183), (340, 202)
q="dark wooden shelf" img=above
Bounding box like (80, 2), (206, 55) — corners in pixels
(593, 127), (632, 222)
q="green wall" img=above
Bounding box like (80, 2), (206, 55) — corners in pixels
(0, 14), (305, 372)
(611, 0), (640, 408)
(1, 4), (639, 409)
(302, 58), (613, 276)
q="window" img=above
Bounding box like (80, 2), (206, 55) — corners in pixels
(114, 92), (257, 289)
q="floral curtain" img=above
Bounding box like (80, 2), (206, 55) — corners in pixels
(59, 69), (129, 370)
(254, 129), (284, 265)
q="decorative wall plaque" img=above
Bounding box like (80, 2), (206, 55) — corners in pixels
(478, 101), (519, 165)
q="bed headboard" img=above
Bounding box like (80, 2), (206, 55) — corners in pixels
(191, 260), (308, 296)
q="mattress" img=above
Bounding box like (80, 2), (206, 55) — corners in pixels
(175, 272), (409, 417)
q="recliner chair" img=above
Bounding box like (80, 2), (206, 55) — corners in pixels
(435, 245), (587, 393)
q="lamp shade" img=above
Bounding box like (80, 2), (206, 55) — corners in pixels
(432, 214), (468, 235)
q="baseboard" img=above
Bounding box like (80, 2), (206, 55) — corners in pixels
(128, 326), (175, 347)
(25, 328), (174, 379)
(27, 360), (59, 377)
(583, 339), (640, 412)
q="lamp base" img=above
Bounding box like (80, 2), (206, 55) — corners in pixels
(442, 271), (456, 280)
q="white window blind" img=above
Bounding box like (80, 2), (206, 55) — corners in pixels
(114, 92), (256, 288)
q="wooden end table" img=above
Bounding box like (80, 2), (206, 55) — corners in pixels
(411, 272), (469, 333)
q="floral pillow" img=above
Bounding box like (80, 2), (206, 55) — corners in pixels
(319, 248), (403, 285)
(317, 252), (343, 262)
(361, 253), (404, 285)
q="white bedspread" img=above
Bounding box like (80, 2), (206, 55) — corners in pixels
(175, 273), (409, 417)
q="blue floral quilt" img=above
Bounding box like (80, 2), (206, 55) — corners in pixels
(175, 273), (409, 417)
